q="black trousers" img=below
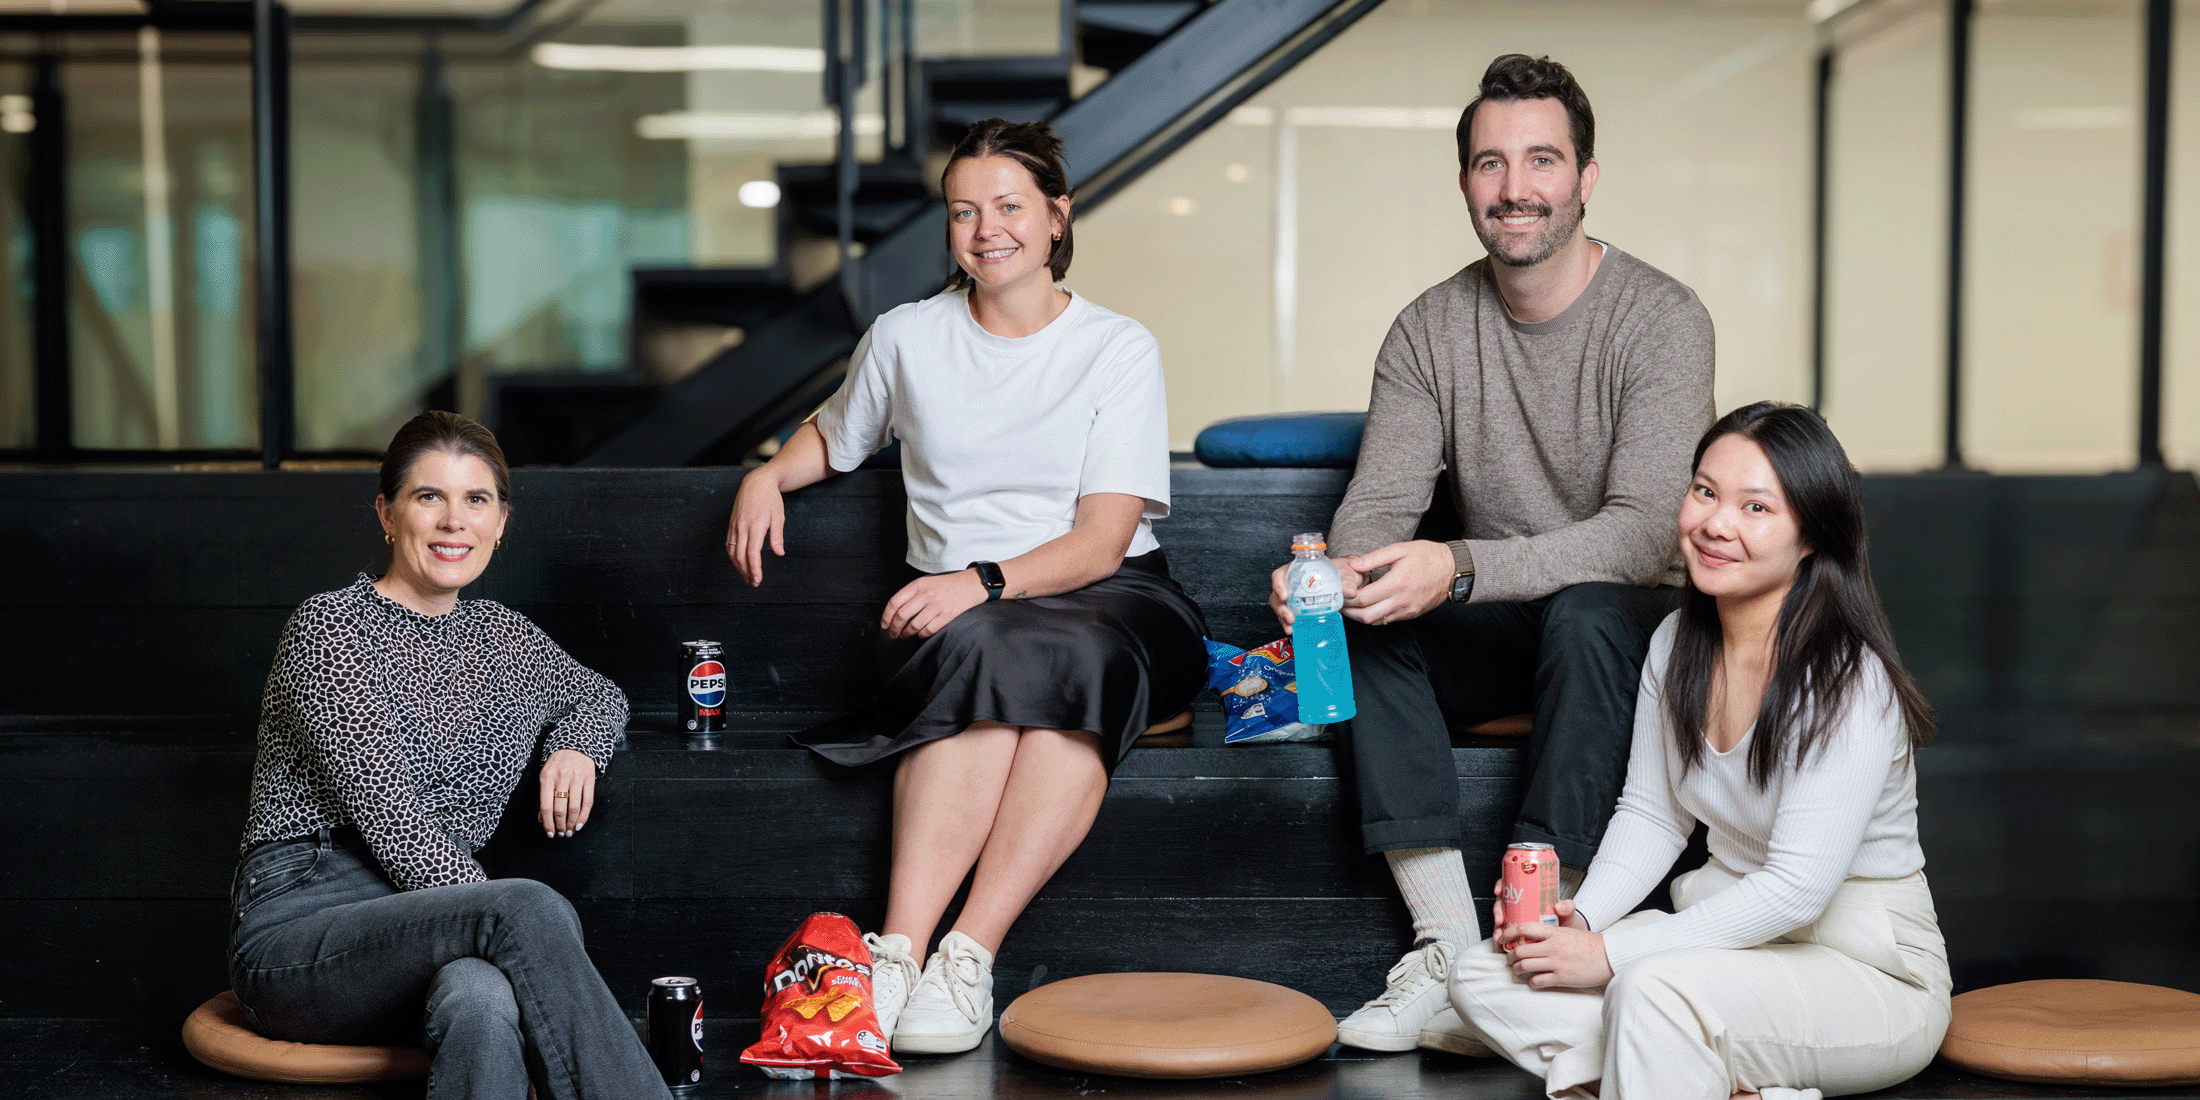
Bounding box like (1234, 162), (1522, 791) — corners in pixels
(1339, 582), (1678, 868)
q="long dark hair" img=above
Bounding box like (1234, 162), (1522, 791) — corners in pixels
(941, 118), (1073, 291)
(1664, 402), (1933, 785)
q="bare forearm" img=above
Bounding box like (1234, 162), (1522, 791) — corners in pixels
(995, 493), (1144, 598)
(754, 421), (834, 493)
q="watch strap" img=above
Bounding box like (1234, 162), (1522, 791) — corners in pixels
(968, 561), (1006, 601)
(1447, 539), (1476, 576)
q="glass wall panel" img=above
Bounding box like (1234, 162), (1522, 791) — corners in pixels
(291, 50), (421, 452)
(166, 38), (256, 451)
(0, 61), (30, 451)
(65, 31), (255, 452)
(276, 0), (1060, 449)
(1822, 2), (1948, 471)
(1963, 0), (2140, 471)
(455, 35), (688, 377)
(1074, 0), (1815, 450)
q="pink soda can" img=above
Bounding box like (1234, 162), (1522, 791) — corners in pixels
(1500, 842), (1561, 929)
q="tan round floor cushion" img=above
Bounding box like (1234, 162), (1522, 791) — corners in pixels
(1939, 979), (2200, 1086)
(999, 972), (1336, 1079)
(183, 991), (430, 1084)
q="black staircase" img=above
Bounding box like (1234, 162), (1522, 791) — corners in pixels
(573, 0), (1386, 468)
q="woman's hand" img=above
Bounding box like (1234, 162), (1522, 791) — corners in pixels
(539, 749), (597, 838)
(728, 468), (787, 587)
(1491, 893), (1591, 947)
(883, 570), (989, 639)
(1501, 900), (1611, 990)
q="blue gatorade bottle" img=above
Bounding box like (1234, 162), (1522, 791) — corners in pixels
(1285, 531), (1356, 723)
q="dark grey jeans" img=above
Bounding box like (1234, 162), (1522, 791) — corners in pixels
(228, 829), (669, 1100)
(1339, 582), (1678, 867)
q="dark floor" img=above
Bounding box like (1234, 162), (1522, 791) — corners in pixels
(9, 1019), (2200, 1100)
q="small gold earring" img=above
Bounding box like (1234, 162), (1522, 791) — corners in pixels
(495, 538), (503, 549)
(384, 533), (393, 545)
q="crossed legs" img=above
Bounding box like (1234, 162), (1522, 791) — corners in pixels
(883, 722), (1109, 952)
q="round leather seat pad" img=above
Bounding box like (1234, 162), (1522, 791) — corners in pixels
(1939, 979), (2200, 1086)
(182, 991), (430, 1084)
(999, 972), (1336, 1079)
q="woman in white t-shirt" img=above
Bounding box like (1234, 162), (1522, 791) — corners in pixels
(725, 119), (1206, 1057)
(1448, 402), (1948, 1100)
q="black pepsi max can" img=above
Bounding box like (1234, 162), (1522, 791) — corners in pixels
(646, 976), (704, 1088)
(681, 641), (727, 733)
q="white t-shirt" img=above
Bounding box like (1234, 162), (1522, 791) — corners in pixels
(1571, 613), (1926, 970)
(814, 288), (1171, 573)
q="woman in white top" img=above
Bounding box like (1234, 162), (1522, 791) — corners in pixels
(725, 119), (1206, 1057)
(1449, 401), (1948, 1100)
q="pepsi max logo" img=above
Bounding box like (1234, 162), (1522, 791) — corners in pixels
(686, 661), (727, 707)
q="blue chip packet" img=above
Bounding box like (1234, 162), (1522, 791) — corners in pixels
(1204, 637), (1330, 744)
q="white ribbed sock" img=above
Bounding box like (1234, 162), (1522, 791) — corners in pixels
(1384, 846), (1481, 945)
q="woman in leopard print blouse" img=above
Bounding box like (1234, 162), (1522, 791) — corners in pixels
(228, 412), (669, 1100)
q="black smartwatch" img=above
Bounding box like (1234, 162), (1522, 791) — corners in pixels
(1448, 570), (1476, 603)
(968, 560), (1006, 601)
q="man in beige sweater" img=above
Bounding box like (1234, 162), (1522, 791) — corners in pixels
(1268, 55), (1714, 1053)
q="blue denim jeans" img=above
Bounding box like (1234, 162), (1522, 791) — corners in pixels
(228, 829), (670, 1100)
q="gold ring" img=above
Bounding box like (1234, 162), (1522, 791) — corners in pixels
(1379, 616), (1389, 626)
(554, 792), (570, 799)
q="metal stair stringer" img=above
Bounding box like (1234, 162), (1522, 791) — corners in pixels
(577, 0), (1388, 468)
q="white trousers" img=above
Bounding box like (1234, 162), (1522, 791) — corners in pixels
(1450, 863), (1951, 1100)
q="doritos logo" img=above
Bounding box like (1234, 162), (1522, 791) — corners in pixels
(766, 943), (871, 996)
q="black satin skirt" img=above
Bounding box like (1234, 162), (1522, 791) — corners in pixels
(792, 550), (1208, 770)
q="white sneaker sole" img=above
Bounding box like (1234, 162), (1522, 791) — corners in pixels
(891, 1015), (992, 1054)
(1335, 1022), (1422, 1052)
(1416, 1027), (1495, 1057)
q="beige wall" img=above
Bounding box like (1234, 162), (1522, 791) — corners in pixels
(1074, 0), (1816, 453)
(1962, 0), (2141, 471)
(1077, 0), (2171, 474)
(1822, 2), (1948, 470)
(2165, 0), (2200, 469)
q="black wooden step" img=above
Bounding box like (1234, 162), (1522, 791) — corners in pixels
(1078, 0), (1203, 71)
(776, 161), (935, 245)
(921, 56), (1073, 145)
(631, 266), (797, 331)
(0, 724), (1523, 1019)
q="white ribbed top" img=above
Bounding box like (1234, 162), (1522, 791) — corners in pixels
(1572, 613), (1925, 971)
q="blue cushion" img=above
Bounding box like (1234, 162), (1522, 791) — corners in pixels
(1193, 413), (1366, 468)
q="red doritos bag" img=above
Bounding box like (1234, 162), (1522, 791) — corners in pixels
(739, 913), (903, 1079)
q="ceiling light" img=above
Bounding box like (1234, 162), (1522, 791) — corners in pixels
(738, 180), (782, 208)
(638, 111), (885, 141)
(533, 43), (826, 73)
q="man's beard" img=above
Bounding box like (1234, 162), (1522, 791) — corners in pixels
(1472, 181), (1585, 268)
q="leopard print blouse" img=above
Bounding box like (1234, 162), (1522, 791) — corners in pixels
(240, 575), (628, 891)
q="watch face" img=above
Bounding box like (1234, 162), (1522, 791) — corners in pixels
(1450, 574), (1474, 601)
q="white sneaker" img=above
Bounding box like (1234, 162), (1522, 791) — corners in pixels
(1337, 940), (1457, 1052)
(1416, 1006), (1495, 1057)
(891, 931), (994, 1054)
(863, 932), (922, 1041)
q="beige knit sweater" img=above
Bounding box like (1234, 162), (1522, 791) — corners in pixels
(1329, 243), (1716, 603)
